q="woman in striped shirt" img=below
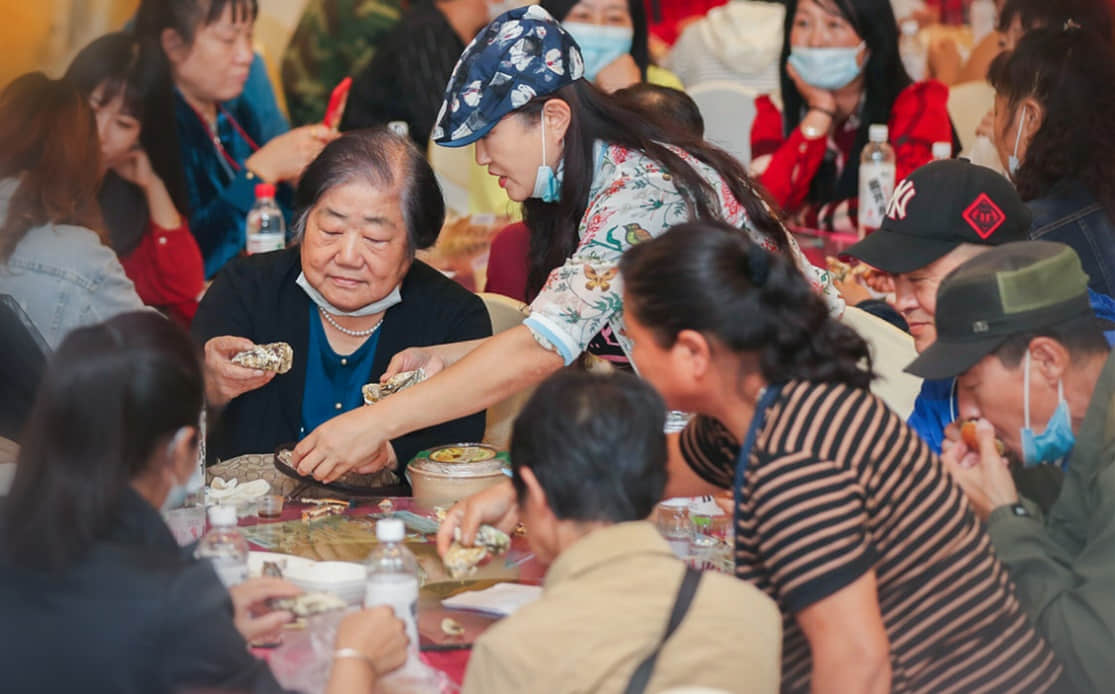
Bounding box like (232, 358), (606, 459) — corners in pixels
(619, 221), (1064, 693)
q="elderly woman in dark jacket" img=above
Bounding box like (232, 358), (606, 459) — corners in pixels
(193, 129), (491, 480)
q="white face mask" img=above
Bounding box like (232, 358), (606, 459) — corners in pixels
(296, 272), (403, 318)
(1008, 106), (1028, 177)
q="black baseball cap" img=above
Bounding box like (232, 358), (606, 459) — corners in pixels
(905, 241), (1096, 380)
(846, 159), (1031, 274)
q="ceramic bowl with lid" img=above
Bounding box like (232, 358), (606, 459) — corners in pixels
(407, 443), (509, 509)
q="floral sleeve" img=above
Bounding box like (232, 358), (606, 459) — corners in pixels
(523, 149), (692, 364)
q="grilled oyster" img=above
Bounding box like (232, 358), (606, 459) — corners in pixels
(270, 591), (346, 617)
(442, 524), (511, 579)
(232, 342), (293, 374)
(443, 543), (489, 579)
(362, 369), (426, 405)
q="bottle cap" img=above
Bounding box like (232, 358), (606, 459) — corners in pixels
(932, 141), (952, 160)
(376, 518), (405, 542)
(254, 183), (276, 199)
(869, 124), (889, 143)
(208, 504), (238, 527)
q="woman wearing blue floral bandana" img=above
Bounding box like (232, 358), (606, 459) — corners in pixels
(291, 5), (839, 483)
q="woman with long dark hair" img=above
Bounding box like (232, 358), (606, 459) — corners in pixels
(621, 223), (1064, 692)
(290, 5), (839, 483)
(750, 0), (954, 233)
(0, 73), (145, 350)
(439, 221), (1066, 692)
(989, 25), (1115, 298)
(135, 0), (336, 278)
(0, 312), (409, 692)
(66, 32), (205, 325)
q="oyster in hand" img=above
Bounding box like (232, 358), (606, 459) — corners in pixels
(442, 524), (511, 579)
(269, 591), (346, 617)
(362, 368), (426, 405)
(232, 342), (293, 374)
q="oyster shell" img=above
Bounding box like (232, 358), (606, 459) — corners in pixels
(362, 369), (426, 405)
(443, 543), (489, 579)
(232, 342), (293, 374)
(441, 618), (465, 637)
(442, 524), (511, 578)
(270, 591), (346, 617)
(470, 525), (511, 555)
(261, 561), (284, 578)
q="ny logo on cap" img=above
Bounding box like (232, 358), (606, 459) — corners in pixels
(962, 194), (1006, 239)
(887, 179), (916, 220)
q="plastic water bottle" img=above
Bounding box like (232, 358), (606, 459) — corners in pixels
(195, 505), (249, 588)
(245, 183), (285, 255)
(970, 0), (997, 44)
(899, 19), (926, 81)
(365, 519), (420, 657)
(858, 124), (896, 238)
(932, 141), (953, 161)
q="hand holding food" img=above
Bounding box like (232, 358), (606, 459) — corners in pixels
(940, 418), (1018, 521)
(227, 576), (301, 643)
(204, 336), (280, 406)
(436, 479), (519, 557)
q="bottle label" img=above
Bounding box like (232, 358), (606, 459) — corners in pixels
(214, 561), (248, 588)
(365, 576), (420, 650)
(858, 163), (896, 234)
(246, 232), (285, 255)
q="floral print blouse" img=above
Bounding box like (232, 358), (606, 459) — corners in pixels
(522, 142), (841, 366)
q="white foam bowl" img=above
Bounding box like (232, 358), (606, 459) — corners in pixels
(284, 561), (367, 606)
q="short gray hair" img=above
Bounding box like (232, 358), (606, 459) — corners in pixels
(292, 128), (446, 255)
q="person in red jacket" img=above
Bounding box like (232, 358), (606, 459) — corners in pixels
(67, 33), (205, 326)
(750, 0), (955, 234)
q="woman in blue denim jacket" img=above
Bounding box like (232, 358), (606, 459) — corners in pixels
(988, 27), (1115, 298)
(0, 74), (145, 351)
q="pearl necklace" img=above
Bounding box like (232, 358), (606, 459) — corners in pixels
(319, 307), (383, 337)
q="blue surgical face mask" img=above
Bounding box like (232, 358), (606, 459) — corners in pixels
(531, 116), (562, 203)
(1020, 350), (1076, 466)
(161, 428), (205, 511)
(1008, 106), (1028, 178)
(562, 22), (634, 81)
(788, 41), (867, 91)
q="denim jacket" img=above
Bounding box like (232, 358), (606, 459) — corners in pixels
(1029, 180), (1115, 298)
(0, 179), (146, 350)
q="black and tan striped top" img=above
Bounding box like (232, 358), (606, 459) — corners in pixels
(681, 380), (1063, 693)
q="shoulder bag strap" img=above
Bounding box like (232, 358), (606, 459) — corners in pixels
(623, 566), (704, 694)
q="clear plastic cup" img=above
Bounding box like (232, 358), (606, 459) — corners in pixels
(654, 499), (691, 559)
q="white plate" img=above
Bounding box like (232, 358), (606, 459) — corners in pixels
(248, 551), (316, 578)
(248, 552), (367, 606)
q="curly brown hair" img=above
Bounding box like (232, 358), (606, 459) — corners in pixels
(989, 27), (1115, 218)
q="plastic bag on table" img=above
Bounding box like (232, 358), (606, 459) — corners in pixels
(268, 608), (458, 694)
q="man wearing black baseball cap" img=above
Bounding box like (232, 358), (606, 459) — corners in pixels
(906, 241), (1114, 693)
(845, 159), (1032, 453)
